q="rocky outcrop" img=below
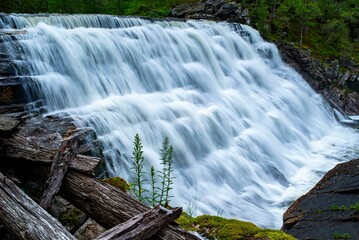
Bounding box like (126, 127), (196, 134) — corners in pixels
(282, 158), (359, 239)
(278, 42), (359, 116)
(170, 0), (249, 24)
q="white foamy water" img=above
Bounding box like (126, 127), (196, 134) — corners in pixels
(2, 14), (358, 228)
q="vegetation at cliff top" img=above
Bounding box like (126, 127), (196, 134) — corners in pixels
(177, 213), (296, 240)
(0, 0), (196, 17)
(1, 0), (357, 62)
(243, 0), (359, 63)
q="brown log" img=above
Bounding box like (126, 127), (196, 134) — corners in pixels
(2, 135), (101, 175)
(0, 172), (75, 240)
(28, 165), (200, 240)
(40, 137), (79, 209)
(96, 205), (182, 240)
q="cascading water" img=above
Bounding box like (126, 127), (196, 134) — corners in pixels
(1, 14), (358, 228)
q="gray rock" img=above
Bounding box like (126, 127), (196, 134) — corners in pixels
(74, 219), (105, 240)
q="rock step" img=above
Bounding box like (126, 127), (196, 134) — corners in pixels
(0, 76), (34, 105)
(282, 158), (359, 239)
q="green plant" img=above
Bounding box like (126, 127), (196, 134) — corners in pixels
(329, 202), (359, 212)
(333, 232), (352, 239)
(149, 166), (158, 207)
(131, 133), (147, 202)
(130, 134), (175, 207)
(158, 136), (175, 207)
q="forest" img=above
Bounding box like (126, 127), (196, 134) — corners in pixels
(0, 0), (358, 67)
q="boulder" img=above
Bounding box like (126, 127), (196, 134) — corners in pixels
(170, 0), (249, 24)
(282, 158), (359, 239)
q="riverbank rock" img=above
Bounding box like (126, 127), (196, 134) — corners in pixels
(282, 158), (359, 239)
(170, 0), (250, 24)
(278, 42), (359, 116)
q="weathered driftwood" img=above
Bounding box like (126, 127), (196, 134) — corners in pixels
(2, 135), (101, 175)
(96, 205), (182, 240)
(27, 165), (200, 240)
(40, 137), (79, 209)
(0, 172), (75, 240)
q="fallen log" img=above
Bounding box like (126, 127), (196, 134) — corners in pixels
(2, 135), (101, 175)
(40, 137), (79, 209)
(27, 164), (200, 240)
(96, 205), (182, 240)
(0, 172), (75, 240)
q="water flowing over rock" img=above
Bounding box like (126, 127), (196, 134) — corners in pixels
(1, 14), (359, 228)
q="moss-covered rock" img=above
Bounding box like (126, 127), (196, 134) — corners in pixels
(102, 176), (130, 192)
(176, 214), (295, 240)
(58, 207), (83, 227)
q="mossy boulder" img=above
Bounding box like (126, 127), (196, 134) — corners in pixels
(102, 176), (130, 192)
(176, 214), (295, 240)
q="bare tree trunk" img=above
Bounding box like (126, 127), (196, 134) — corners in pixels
(96, 205), (182, 240)
(3, 135), (101, 175)
(40, 137), (79, 209)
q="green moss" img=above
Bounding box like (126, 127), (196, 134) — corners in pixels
(254, 230), (296, 240)
(58, 207), (83, 226)
(102, 176), (130, 192)
(176, 214), (295, 240)
(329, 202), (359, 212)
(333, 232), (352, 239)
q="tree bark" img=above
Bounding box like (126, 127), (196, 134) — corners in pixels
(28, 165), (200, 240)
(96, 205), (182, 240)
(2, 135), (101, 175)
(0, 172), (75, 240)
(40, 137), (79, 209)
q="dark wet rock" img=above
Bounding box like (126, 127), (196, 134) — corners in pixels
(277, 42), (359, 115)
(282, 158), (359, 239)
(170, 0), (249, 24)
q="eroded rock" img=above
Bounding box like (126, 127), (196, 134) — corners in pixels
(282, 158), (359, 239)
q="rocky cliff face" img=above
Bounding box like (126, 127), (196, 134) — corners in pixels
(282, 159), (359, 239)
(170, 0), (249, 23)
(278, 42), (359, 116)
(171, 0), (359, 116)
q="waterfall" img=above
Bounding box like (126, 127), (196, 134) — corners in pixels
(2, 14), (358, 228)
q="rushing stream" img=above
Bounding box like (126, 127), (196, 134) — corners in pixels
(1, 14), (358, 228)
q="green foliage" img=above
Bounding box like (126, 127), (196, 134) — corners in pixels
(176, 214), (296, 240)
(130, 134), (175, 207)
(131, 133), (147, 202)
(1, 0), (196, 18)
(102, 176), (130, 192)
(243, 0), (359, 63)
(158, 136), (175, 207)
